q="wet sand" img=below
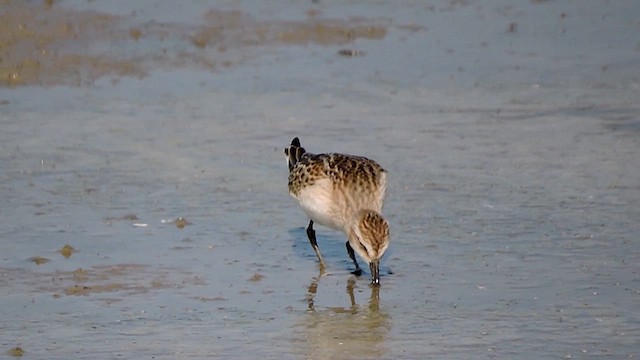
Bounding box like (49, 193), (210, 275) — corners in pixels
(1, 0), (639, 359)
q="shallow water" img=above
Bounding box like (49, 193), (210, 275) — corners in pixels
(1, 0), (640, 359)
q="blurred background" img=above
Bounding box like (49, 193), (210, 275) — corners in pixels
(1, 1), (639, 359)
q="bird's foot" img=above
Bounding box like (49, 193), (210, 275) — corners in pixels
(318, 261), (327, 275)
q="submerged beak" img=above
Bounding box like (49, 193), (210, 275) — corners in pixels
(369, 259), (381, 286)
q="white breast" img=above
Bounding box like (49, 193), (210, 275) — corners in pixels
(293, 178), (344, 231)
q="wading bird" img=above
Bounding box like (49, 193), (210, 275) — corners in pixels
(284, 137), (390, 285)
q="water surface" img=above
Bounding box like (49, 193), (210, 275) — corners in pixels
(1, 1), (639, 359)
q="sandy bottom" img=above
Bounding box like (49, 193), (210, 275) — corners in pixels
(1, 0), (639, 359)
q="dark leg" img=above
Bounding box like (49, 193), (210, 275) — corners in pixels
(345, 241), (363, 276)
(306, 220), (325, 266)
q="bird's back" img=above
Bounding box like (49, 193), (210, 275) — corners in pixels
(285, 138), (387, 231)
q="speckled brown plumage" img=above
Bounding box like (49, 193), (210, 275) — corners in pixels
(284, 137), (390, 285)
(288, 153), (385, 196)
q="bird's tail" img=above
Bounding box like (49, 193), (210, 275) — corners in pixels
(284, 137), (306, 171)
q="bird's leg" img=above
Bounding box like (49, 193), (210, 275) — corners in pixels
(306, 220), (325, 267)
(345, 241), (363, 276)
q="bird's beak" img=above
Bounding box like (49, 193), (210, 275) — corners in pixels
(369, 259), (380, 286)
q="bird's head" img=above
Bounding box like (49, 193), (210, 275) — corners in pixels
(348, 210), (390, 286)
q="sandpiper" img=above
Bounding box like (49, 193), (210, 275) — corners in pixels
(284, 137), (390, 285)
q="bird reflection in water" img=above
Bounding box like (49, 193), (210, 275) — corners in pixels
(297, 273), (390, 359)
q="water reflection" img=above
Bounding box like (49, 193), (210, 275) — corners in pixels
(297, 274), (390, 359)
